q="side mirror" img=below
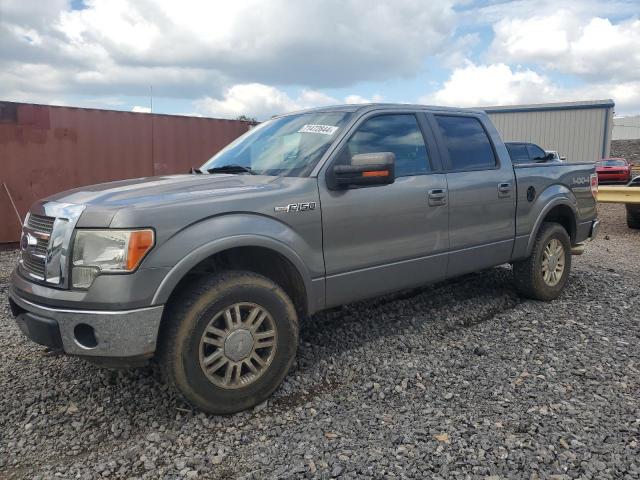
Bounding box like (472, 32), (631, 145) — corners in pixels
(560, 156), (566, 161)
(329, 152), (395, 189)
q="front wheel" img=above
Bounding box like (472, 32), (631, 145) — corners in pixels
(513, 222), (572, 301)
(158, 271), (298, 414)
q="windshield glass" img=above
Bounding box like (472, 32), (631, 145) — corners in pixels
(201, 111), (352, 177)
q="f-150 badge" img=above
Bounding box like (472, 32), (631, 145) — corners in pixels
(274, 202), (316, 213)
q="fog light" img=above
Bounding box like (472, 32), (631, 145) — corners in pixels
(72, 266), (100, 289)
(74, 323), (98, 349)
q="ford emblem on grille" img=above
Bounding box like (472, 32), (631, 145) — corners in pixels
(20, 232), (37, 252)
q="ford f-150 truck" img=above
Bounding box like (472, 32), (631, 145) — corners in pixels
(9, 104), (599, 413)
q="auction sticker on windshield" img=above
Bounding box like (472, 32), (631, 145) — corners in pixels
(298, 124), (339, 135)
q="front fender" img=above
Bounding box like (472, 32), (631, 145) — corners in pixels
(144, 213), (323, 312)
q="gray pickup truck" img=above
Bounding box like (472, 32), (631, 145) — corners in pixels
(9, 104), (599, 413)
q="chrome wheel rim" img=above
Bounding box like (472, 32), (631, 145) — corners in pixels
(541, 238), (565, 287)
(199, 302), (277, 390)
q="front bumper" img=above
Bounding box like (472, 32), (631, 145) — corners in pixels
(9, 291), (164, 358)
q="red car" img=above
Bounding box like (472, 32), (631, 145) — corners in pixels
(596, 158), (632, 184)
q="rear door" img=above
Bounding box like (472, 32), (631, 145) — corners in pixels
(429, 113), (516, 277)
(319, 111), (449, 307)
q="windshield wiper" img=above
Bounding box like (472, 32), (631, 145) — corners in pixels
(207, 164), (255, 175)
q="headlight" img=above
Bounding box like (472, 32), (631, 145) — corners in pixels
(71, 229), (154, 288)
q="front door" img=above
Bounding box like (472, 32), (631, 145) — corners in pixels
(319, 112), (449, 307)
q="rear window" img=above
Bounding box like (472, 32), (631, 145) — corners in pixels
(435, 115), (497, 170)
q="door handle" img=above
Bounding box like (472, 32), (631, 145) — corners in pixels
(428, 188), (447, 206)
(498, 182), (512, 198)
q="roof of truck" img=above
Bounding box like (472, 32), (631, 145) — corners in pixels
(274, 103), (486, 118)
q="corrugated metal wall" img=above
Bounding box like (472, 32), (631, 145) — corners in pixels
(613, 116), (640, 140)
(486, 100), (613, 163)
(0, 102), (253, 243)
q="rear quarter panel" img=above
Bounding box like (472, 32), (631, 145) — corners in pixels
(512, 163), (597, 260)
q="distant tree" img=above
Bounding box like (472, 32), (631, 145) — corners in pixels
(236, 114), (257, 123)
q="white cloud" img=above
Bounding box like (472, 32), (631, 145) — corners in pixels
(195, 84), (385, 119)
(0, 0), (457, 100)
(131, 105), (151, 113)
(463, 0), (638, 26)
(421, 62), (640, 115)
(1, 0), (639, 116)
(435, 33), (481, 70)
(344, 94), (384, 104)
(421, 63), (559, 106)
(489, 13), (640, 82)
(195, 84), (305, 119)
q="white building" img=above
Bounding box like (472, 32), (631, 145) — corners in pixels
(484, 99), (614, 162)
(612, 116), (640, 140)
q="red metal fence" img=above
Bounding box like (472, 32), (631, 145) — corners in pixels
(0, 102), (253, 243)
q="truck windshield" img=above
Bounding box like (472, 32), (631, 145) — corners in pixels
(201, 111), (352, 177)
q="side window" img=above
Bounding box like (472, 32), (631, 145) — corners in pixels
(507, 144), (529, 163)
(527, 144), (546, 160)
(434, 115), (497, 170)
(341, 114), (430, 177)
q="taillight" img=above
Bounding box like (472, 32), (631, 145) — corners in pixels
(590, 173), (598, 198)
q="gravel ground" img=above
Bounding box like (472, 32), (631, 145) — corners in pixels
(1, 203), (639, 479)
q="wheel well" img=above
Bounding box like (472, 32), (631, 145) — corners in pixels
(166, 246), (308, 318)
(542, 205), (576, 243)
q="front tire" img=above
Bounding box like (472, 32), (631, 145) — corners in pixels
(158, 271), (298, 414)
(513, 222), (572, 301)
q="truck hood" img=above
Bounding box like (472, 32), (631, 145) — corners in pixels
(40, 173), (316, 235)
(46, 174), (277, 207)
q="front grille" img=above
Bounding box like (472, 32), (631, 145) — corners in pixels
(19, 203), (85, 288)
(21, 213), (55, 281)
(22, 254), (46, 279)
(34, 238), (48, 256)
(27, 214), (55, 233)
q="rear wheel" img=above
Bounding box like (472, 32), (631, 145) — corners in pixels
(158, 271), (298, 414)
(626, 205), (640, 229)
(513, 222), (572, 301)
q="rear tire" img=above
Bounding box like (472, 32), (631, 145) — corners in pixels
(513, 222), (572, 301)
(157, 271), (298, 414)
(626, 205), (640, 229)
